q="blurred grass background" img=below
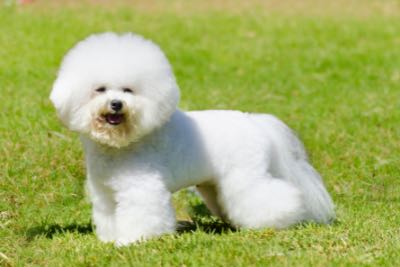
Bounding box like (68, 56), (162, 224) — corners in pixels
(1, 0), (400, 266)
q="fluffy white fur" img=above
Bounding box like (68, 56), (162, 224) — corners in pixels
(50, 32), (335, 246)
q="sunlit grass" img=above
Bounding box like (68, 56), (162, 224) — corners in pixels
(1, 1), (400, 266)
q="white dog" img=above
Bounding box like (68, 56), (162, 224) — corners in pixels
(50, 32), (335, 246)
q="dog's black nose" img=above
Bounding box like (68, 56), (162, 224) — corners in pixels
(110, 100), (123, 111)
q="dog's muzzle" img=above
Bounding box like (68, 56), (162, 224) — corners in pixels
(102, 99), (125, 125)
(105, 113), (124, 125)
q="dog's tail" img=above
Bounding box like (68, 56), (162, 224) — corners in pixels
(252, 114), (335, 224)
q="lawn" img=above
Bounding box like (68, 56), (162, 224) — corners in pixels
(1, 0), (400, 266)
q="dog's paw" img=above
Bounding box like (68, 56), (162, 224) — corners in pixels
(114, 236), (145, 247)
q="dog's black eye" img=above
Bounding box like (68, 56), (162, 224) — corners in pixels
(95, 87), (106, 93)
(123, 88), (133, 93)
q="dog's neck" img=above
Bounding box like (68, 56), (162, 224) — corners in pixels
(80, 135), (139, 156)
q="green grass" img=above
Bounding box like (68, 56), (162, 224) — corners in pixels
(1, 1), (400, 266)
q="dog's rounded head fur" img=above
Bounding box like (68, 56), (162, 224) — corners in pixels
(50, 32), (180, 148)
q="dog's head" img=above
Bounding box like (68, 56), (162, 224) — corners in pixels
(50, 33), (180, 148)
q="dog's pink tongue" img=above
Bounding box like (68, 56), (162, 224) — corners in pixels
(106, 114), (123, 125)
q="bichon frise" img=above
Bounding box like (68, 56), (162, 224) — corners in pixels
(50, 32), (335, 246)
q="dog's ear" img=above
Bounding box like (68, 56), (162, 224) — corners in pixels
(50, 75), (88, 131)
(134, 70), (180, 135)
(50, 76), (73, 129)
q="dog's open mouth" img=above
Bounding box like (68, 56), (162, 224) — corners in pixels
(104, 113), (124, 125)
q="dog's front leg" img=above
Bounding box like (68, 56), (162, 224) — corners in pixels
(87, 179), (117, 243)
(113, 174), (176, 246)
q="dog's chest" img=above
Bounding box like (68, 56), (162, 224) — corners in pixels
(86, 150), (132, 182)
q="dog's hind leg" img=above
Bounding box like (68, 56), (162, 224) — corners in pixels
(196, 182), (226, 220)
(216, 170), (307, 229)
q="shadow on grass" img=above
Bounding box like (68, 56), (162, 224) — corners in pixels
(177, 218), (236, 234)
(26, 202), (235, 240)
(26, 219), (234, 241)
(26, 222), (93, 240)
(178, 201), (236, 234)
